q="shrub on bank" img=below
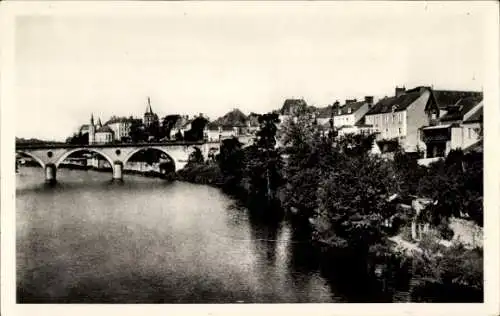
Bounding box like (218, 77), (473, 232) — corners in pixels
(408, 242), (483, 302)
(176, 162), (224, 186)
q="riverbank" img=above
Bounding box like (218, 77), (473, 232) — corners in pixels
(175, 159), (484, 303)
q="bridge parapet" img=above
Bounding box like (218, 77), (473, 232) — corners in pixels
(15, 141), (206, 150)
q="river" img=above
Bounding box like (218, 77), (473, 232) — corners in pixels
(16, 167), (343, 303)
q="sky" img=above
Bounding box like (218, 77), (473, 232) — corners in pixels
(14, 2), (490, 141)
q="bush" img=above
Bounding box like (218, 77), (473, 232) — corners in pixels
(399, 225), (413, 242)
(438, 223), (454, 241)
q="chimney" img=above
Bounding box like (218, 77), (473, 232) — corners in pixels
(395, 86), (406, 97)
(364, 96), (374, 106)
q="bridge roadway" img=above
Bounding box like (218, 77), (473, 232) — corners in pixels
(16, 141), (221, 183)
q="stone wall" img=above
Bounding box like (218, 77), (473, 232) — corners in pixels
(449, 217), (483, 249)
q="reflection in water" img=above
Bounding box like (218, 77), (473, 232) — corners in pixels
(16, 167), (336, 303)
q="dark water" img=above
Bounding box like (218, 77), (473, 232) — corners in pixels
(17, 167), (342, 303)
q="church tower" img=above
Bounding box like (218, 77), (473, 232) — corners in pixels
(89, 113), (96, 144)
(143, 97), (158, 128)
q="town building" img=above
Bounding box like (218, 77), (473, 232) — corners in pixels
(278, 98), (308, 124)
(204, 109), (249, 142)
(432, 90), (483, 118)
(205, 124), (243, 142)
(95, 125), (114, 144)
(364, 86), (439, 153)
(105, 117), (133, 142)
(87, 113), (114, 144)
(420, 94), (483, 158)
(332, 96), (374, 136)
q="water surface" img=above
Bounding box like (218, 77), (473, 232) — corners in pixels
(17, 167), (339, 303)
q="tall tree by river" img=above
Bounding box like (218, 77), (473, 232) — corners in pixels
(242, 113), (283, 203)
(279, 109), (399, 262)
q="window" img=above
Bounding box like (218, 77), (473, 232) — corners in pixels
(399, 127), (402, 135)
(468, 128), (471, 138)
(399, 113), (403, 123)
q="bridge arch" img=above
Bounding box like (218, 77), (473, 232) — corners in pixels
(55, 148), (116, 172)
(123, 147), (179, 172)
(16, 151), (46, 169)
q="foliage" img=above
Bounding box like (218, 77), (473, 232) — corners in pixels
(187, 147), (204, 165)
(66, 132), (88, 145)
(174, 130), (184, 141)
(217, 137), (244, 192)
(161, 115), (181, 140)
(184, 117), (209, 141)
(177, 162), (224, 185)
(393, 149), (428, 198)
(129, 118), (147, 143)
(417, 149), (483, 226)
(314, 152), (398, 254)
(241, 113), (283, 201)
(279, 108), (398, 258)
(408, 241), (483, 301)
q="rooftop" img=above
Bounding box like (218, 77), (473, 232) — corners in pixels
(463, 105), (483, 124)
(433, 90), (483, 109)
(333, 100), (368, 117)
(96, 125), (113, 133)
(105, 117), (133, 125)
(366, 88), (425, 115)
(439, 96), (483, 122)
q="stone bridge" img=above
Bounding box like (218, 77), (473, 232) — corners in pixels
(16, 141), (221, 183)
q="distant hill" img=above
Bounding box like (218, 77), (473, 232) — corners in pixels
(16, 137), (64, 145)
(210, 108), (248, 127)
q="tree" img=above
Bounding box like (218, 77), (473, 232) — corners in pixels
(187, 147), (204, 165)
(66, 132), (88, 145)
(280, 107), (399, 262)
(217, 137), (244, 192)
(184, 117), (209, 141)
(161, 115), (181, 140)
(393, 147), (428, 198)
(417, 149), (483, 226)
(174, 130), (184, 141)
(129, 118), (147, 143)
(146, 119), (161, 141)
(280, 110), (337, 220)
(314, 152), (398, 256)
(243, 112), (283, 201)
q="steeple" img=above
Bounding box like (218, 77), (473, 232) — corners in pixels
(90, 113), (95, 126)
(97, 118), (102, 128)
(146, 96), (153, 114)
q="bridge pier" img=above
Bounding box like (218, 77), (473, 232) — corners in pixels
(45, 163), (57, 184)
(113, 161), (123, 182)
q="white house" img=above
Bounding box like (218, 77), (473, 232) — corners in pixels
(364, 86), (438, 153)
(420, 96), (483, 158)
(95, 125), (114, 144)
(106, 117), (132, 142)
